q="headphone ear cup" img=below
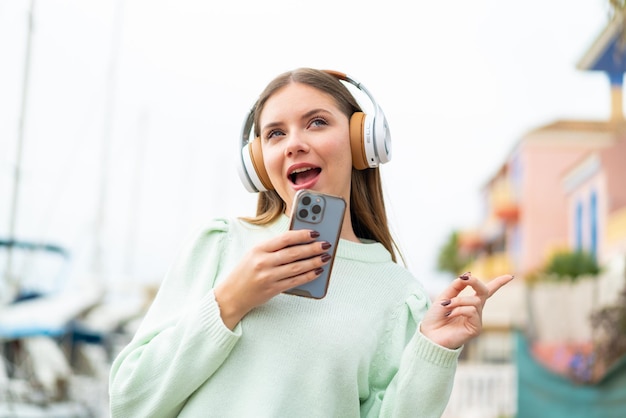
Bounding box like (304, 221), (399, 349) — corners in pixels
(238, 142), (258, 193)
(350, 112), (369, 170)
(248, 137), (273, 191)
(238, 108), (272, 193)
(349, 109), (392, 169)
(373, 105), (392, 165)
(239, 137), (273, 192)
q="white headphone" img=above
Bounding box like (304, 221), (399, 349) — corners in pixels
(237, 70), (392, 193)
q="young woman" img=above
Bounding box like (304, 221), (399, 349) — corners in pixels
(109, 68), (513, 417)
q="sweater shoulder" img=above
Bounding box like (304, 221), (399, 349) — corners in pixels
(189, 217), (262, 243)
(182, 217), (282, 265)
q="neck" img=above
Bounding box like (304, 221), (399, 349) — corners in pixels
(340, 212), (360, 243)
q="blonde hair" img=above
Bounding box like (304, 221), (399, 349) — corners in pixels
(241, 68), (401, 263)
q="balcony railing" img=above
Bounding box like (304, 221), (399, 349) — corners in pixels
(490, 181), (520, 224)
(443, 362), (517, 418)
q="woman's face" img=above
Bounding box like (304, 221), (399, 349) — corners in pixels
(259, 82), (353, 215)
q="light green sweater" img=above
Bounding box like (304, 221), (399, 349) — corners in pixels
(109, 215), (460, 417)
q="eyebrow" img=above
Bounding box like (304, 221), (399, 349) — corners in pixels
(261, 108), (334, 134)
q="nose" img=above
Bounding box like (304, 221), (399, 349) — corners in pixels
(284, 130), (310, 157)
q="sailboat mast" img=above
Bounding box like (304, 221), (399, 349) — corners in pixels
(5, 0), (36, 298)
(92, 0), (124, 280)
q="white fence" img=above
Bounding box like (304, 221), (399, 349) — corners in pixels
(442, 363), (517, 418)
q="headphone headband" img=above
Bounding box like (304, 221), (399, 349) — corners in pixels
(237, 69), (392, 193)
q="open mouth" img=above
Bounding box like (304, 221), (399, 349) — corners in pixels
(289, 167), (321, 185)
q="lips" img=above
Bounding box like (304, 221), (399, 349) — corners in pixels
(288, 166), (321, 186)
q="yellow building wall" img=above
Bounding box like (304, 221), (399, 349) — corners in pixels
(607, 206), (626, 247)
(465, 252), (514, 281)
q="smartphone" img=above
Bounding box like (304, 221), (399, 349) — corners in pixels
(285, 189), (346, 299)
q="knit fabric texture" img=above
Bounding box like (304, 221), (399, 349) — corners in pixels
(109, 215), (460, 418)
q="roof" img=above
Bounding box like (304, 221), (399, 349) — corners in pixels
(481, 119), (622, 189)
(577, 16), (626, 82)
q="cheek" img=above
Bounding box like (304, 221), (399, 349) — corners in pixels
(261, 144), (282, 179)
(329, 135), (353, 170)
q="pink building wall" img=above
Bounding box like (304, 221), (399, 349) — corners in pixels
(563, 134), (626, 264)
(564, 158), (606, 258)
(600, 135), (626, 213)
(517, 142), (591, 274)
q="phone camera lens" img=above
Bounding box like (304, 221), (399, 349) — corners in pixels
(299, 209), (308, 219)
(312, 204), (321, 214)
(302, 196), (311, 206)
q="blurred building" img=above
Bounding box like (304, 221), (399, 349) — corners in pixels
(459, 16), (626, 282)
(443, 15), (626, 418)
(458, 14), (626, 333)
(465, 118), (625, 280)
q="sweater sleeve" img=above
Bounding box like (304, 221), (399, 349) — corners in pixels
(362, 291), (462, 418)
(109, 219), (241, 418)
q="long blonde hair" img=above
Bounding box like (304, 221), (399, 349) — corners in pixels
(242, 68), (401, 263)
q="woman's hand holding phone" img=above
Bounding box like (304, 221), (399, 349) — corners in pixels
(214, 228), (332, 330)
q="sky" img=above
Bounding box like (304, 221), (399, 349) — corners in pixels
(0, 0), (616, 297)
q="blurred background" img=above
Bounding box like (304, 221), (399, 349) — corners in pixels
(2, 0), (626, 417)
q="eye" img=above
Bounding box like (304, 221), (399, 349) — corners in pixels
(265, 129), (285, 140)
(309, 116), (328, 128)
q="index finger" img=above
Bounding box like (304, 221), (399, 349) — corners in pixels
(437, 272), (487, 300)
(486, 274), (515, 298)
(436, 273), (514, 301)
(260, 229), (320, 252)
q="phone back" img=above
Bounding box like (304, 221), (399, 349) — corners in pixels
(286, 190), (346, 299)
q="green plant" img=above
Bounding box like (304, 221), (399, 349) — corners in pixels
(542, 250), (601, 282)
(436, 230), (472, 277)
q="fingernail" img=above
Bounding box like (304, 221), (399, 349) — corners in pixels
(441, 299), (451, 306)
(459, 271), (470, 280)
(310, 231), (320, 238)
(321, 253), (331, 262)
(314, 267), (324, 275)
(321, 241), (331, 250)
